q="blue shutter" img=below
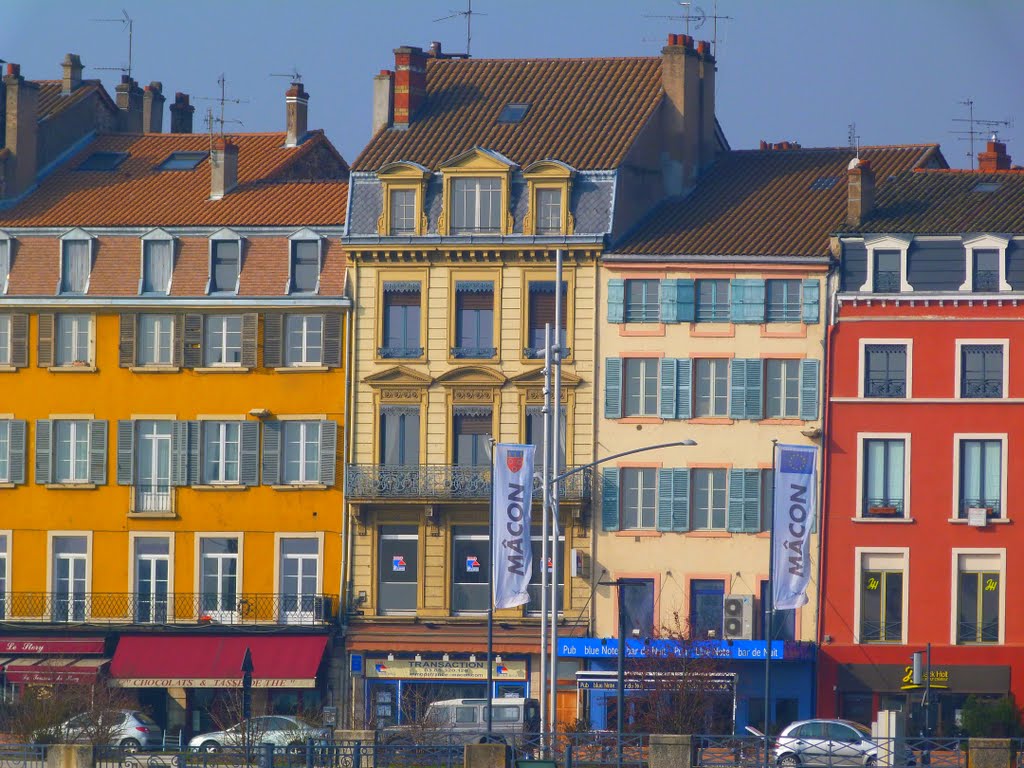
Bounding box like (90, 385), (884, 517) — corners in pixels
(676, 359), (692, 419)
(604, 358), (623, 419)
(729, 359), (748, 419)
(607, 279), (625, 324)
(262, 422), (282, 486)
(88, 420), (107, 485)
(601, 468), (620, 531)
(677, 279), (696, 322)
(239, 421), (260, 487)
(656, 468), (674, 531)
(745, 359), (764, 421)
(659, 359), (678, 419)
(8, 420), (26, 484)
(731, 279), (766, 324)
(727, 469), (746, 532)
(660, 280), (679, 324)
(34, 419), (52, 484)
(116, 420), (134, 485)
(800, 359), (821, 421)
(802, 279), (821, 324)
(672, 468), (690, 531)
(743, 469), (762, 532)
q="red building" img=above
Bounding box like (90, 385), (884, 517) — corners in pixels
(818, 141), (1024, 734)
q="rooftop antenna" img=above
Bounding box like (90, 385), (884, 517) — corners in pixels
(434, 0), (485, 56)
(951, 98), (1012, 170)
(643, 2), (732, 54)
(270, 67), (303, 85)
(92, 9), (134, 79)
(848, 122), (861, 159)
(197, 74), (248, 139)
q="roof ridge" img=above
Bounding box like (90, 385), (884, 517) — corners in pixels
(428, 55), (661, 64)
(912, 168), (1024, 174)
(729, 143), (938, 155)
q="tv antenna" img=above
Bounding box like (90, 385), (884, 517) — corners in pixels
(951, 98), (1012, 170)
(91, 9), (134, 79)
(270, 68), (303, 85)
(197, 74), (248, 137)
(643, 2), (732, 54)
(434, 0), (485, 56)
(848, 122), (861, 158)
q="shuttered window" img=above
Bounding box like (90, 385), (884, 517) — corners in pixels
(0, 421), (9, 482)
(0, 315), (9, 366)
(766, 280), (801, 322)
(283, 422), (321, 484)
(765, 359), (800, 418)
(56, 314), (91, 366)
(623, 359), (658, 416)
(694, 359), (728, 417)
(203, 315), (243, 366)
(621, 468), (656, 529)
(692, 468), (727, 529)
(138, 315), (175, 366)
(285, 314), (323, 366)
(37, 419), (106, 486)
(0, 238), (9, 293)
(202, 422), (241, 484)
(526, 281), (568, 357)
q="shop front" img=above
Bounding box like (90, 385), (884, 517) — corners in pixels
(0, 636), (111, 692)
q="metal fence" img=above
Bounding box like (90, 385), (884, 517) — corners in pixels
(0, 745), (47, 768)
(344, 464), (593, 502)
(693, 735), (968, 768)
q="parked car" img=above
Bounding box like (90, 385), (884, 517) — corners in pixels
(188, 715), (330, 752)
(384, 698), (540, 746)
(37, 710), (163, 752)
(773, 719), (915, 768)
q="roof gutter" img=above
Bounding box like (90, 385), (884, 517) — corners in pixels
(0, 296), (353, 309)
(602, 253), (832, 264)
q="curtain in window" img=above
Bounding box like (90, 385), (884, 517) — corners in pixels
(962, 441), (1000, 504)
(380, 407), (419, 466)
(866, 440), (903, 504)
(143, 240), (173, 294)
(62, 241), (90, 293)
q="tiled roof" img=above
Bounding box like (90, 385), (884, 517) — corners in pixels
(0, 131), (348, 228)
(839, 169), (1024, 234)
(615, 145), (944, 257)
(32, 79), (116, 121)
(353, 57), (664, 171)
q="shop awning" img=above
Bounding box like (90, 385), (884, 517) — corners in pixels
(4, 657), (109, 684)
(109, 634), (328, 689)
(0, 637), (106, 655)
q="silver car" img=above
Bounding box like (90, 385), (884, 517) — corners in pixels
(188, 716), (330, 752)
(42, 710), (163, 751)
(773, 719), (914, 768)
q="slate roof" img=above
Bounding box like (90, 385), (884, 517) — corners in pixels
(353, 57), (665, 172)
(32, 79), (117, 121)
(614, 145), (945, 257)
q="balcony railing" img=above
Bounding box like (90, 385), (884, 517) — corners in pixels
(874, 272), (901, 292)
(1, 592), (337, 626)
(345, 463), (592, 501)
(974, 270), (1000, 292)
(860, 620), (903, 642)
(865, 378), (907, 398)
(959, 499), (1001, 519)
(451, 346), (497, 359)
(961, 378), (1003, 398)
(378, 346), (424, 359)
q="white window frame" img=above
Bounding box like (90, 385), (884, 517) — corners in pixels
(138, 314), (175, 366)
(0, 420), (10, 482)
(57, 228), (95, 295)
(959, 234), (1010, 293)
(46, 531), (93, 621)
(286, 229), (323, 295)
(0, 529), (10, 617)
(691, 467), (728, 530)
(206, 228), (243, 295)
(285, 314), (324, 367)
(450, 177), (503, 233)
(859, 234), (913, 293)
(535, 187), (563, 235)
(764, 358), (801, 418)
(127, 532), (175, 623)
(622, 357), (659, 417)
(694, 357), (729, 417)
(133, 419), (174, 513)
(55, 313), (94, 367)
(0, 314), (10, 366)
(853, 548), (909, 644)
(389, 189), (418, 235)
(950, 433), (1008, 522)
(855, 432), (912, 521)
(282, 421), (321, 485)
(203, 314), (243, 367)
(201, 420), (242, 485)
(0, 230), (12, 295)
(620, 467), (657, 530)
(858, 338), (913, 398)
(53, 419), (91, 484)
(139, 228), (176, 295)
(954, 339), (1009, 400)
(950, 549), (1006, 645)
(274, 532), (323, 624)
(195, 532), (244, 622)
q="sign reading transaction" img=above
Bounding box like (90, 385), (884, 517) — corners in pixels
(367, 658), (527, 681)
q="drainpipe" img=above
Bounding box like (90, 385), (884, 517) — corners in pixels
(341, 259), (358, 728)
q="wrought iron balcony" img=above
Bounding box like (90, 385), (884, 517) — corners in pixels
(0, 592), (337, 626)
(378, 346), (424, 359)
(974, 270), (1000, 292)
(860, 620), (903, 643)
(959, 499), (1001, 519)
(451, 346), (497, 359)
(874, 272), (901, 292)
(865, 378), (907, 398)
(863, 499), (905, 518)
(345, 463), (592, 502)
(961, 378), (1003, 398)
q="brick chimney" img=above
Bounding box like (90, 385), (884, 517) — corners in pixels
(169, 92), (194, 134)
(285, 81), (309, 148)
(372, 69), (395, 134)
(847, 159), (876, 227)
(393, 45), (427, 128)
(978, 138), (1011, 171)
(143, 82), (165, 134)
(210, 137), (238, 200)
(61, 53), (83, 95)
(2, 63), (40, 200)
(660, 34), (702, 194)
(115, 75), (144, 133)
(696, 39), (717, 172)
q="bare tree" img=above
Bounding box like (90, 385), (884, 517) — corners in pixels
(0, 681), (136, 747)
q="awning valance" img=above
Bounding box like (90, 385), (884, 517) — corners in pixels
(4, 657), (108, 684)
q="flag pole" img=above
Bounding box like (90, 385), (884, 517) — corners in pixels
(764, 439), (778, 768)
(487, 440), (496, 738)
(539, 323), (552, 750)
(549, 249), (563, 740)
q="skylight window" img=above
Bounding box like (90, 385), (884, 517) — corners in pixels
(497, 103), (530, 124)
(973, 182), (1001, 193)
(76, 152), (129, 171)
(809, 176), (840, 191)
(158, 151), (208, 171)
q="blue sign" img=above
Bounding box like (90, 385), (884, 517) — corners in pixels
(350, 653), (364, 674)
(557, 638), (805, 661)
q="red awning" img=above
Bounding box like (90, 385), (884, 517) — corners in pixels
(109, 635), (328, 689)
(0, 637), (106, 655)
(4, 657), (108, 684)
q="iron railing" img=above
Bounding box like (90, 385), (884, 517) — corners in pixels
(875, 272), (902, 292)
(694, 735), (966, 768)
(860, 619), (903, 643)
(451, 346), (497, 359)
(959, 499), (1000, 519)
(766, 303), (801, 323)
(974, 270), (1000, 292)
(961, 378), (1002, 398)
(866, 378), (907, 398)
(377, 346), (423, 359)
(0, 745), (47, 768)
(345, 464), (592, 501)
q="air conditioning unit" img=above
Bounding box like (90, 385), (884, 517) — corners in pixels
(723, 595), (754, 640)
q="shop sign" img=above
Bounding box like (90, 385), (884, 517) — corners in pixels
(111, 677), (317, 689)
(558, 637), (795, 661)
(1, 638), (105, 655)
(838, 664), (1011, 695)
(5, 669), (99, 685)
(366, 657), (527, 681)
(900, 666), (951, 690)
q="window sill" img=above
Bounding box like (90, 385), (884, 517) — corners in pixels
(128, 510), (178, 519)
(0, 365), (17, 373)
(619, 416), (664, 425)
(851, 517), (915, 523)
(759, 418), (804, 425)
(270, 483), (328, 491)
(48, 365), (97, 373)
(129, 365), (181, 374)
(690, 323), (735, 338)
(619, 323), (666, 337)
(191, 484), (248, 492)
(275, 365), (330, 373)
(688, 417), (734, 425)
(616, 530), (662, 538)
(0, 482), (15, 489)
(760, 323), (809, 339)
(947, 517), (1011, 524)
(45, 483), (97, 490)
(193, 366), (250, 374)
(686, 530), (732, 538)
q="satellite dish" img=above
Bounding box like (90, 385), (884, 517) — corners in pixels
(847, 158), (860, 170)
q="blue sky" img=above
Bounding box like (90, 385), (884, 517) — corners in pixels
(4, 1), (1022, 168)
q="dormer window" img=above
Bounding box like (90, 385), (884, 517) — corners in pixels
(0, 232), (10, 295)
(961, 235), (1010, 293)
(973, 250), (999, 292)
(290, 242), (319, 294)
(208, 229), (242, 295)
(535, 189), (562, 235)
(390, 189), (417, 235)
(451, 177), (502, 234)
(523, 160), (575, 237)
(141, 229), (174, 295)
(497, 103), (530, 124)
(59, 230), (94, 295)
(873, 251), (901, 293)
(860, 235), (913, 294)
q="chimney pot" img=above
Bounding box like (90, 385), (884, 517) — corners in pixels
(115, 76), (144, 132)
(759, 140), (768, 150)
(6, 63), (20, 78)
(61, 53), (83, 95)
(697, 40), (710, 56)
(978, 139), (1011, 171)
(285, 82), (309, 147)
(210, 139), (239, 199)
(169, 91), (195, 134)
(429, 41), (442, 57)
(142, 81), (165, 133)
(847, 159), (876, 227)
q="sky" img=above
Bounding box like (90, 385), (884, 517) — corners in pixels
(3, 1), (1023, 169)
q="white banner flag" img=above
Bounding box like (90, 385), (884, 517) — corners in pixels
(491, 443), (536, 609)
(771, 444), (819, 611)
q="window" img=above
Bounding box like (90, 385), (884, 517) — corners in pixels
(864, 344), (907, 398)
(696, 279), (729, 322)
(202, 421), (241, 484)
(390, 189), (417, 235)
(497, 103), (530, 124)
(0, 237), (10, 294)
(874, 250), (901, 292)
(973, 250), (1000, 292)
(290, 240), (319, 293)
(56, 314), (91, 366)
(961, 345), (1003, 398)
(285, 314), (323, 366)
(862, 439), (906, 518)
(60, 240), (90, 294)
(135, 420), (173, 512)
(535, 188), (562, 235)
(759, 581), (795, 641)
(694, 359), (728, 417)
(692, 469), (727, 530)
(279, 538), (319, 622)
(0, 314), (9, 365)
(203, 315), (243, 366)
(0, 533), (6, 619)
(958, 439), (1002, 519)
(134, 537), (170, 623)
(623, 358), (658, 416)
(621, 579), (655, 637)
(957, 562), (1000, 644)
(690, 579), (725, 640)
(620, 468), (656, 529)
(860, 568), (903, 643)
(453, 408), (491, 467)
(52, 536), (88, 622)
(77, 152), (127, 171)
(378, 525), (418, 614)
(0, 421), (8, 482)
(54, 420), (89, 484)
(527, 527), (565, 614)
(451, 177), (502, 233)
(200, 537), (239, 616)
(525, 405), (566, 472)
(379, 407), (420, 466)
(142, 239), (173, 294)
(452, 526), (489, 613)
(158, 151), (207, 171)
(210, 239), (240, 293)
(765, 359), (800, 418)
(453, 282), (495, 358)
(283, 422), (321, 484)
(381, 283), (422, 358)
(138, 314), (174, 366)
(765, 280), (801, 322)
(624, 279), (659, 323)
(525, 281), (567, 358)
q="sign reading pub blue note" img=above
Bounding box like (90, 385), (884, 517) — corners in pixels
(772, 444), (818, 611)
(491, 443), (536, 609)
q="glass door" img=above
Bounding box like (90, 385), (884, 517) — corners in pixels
(53, 537), (87, 621)
(135, 538), (170, 622)
(280, 539), (318, 623)
(137, 421), (173, 512)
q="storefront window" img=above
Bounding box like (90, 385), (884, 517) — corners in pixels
(378, 525), (418, 614)
(622, 579), (655, 637)
(451, 526), (489, 613)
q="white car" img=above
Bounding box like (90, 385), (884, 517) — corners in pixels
(188, 716), (329, 752)
(773, 719), (915, 768)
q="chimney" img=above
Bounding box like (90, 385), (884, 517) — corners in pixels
(61, 53), (83, 95)
(115, 75), (144, 133)
(142, 82), (165, 133)
(393, 45), (427, 128)
(210, 137), (238, 200)
(169, 92), (194, 134)
(696, 39), (717, 172)
(372, 70), (395, 134)
(660, 33), (702, 194)
(285, 81), (309, 148)
(847, 159), (876, 227)
(2, 63), (40, 200)
(978, 138), (1011, 171)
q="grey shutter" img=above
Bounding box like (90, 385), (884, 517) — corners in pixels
(607, 279), (625, 324)
(116, 420), (135, 485)
(183, 313), (203, 368)
(262, 421), (282, 485)
(8, 419), (26, 484)
(323, 312), (343, 368)
(677, 280), (696, 322)
(319, 420), (338, 485)
(729, 359), (748, 419)
(676, 358), (692, 419)
(239, 421), (260, 486)
(263, 313), (283, 369)
(187, 421), (200, 485)
(119, 313), (137, 367)
(88, 420), (107, 485)
(802, 279), (821, 324)
(601, 468), (620, 531)
(656, 468), (674, 531)
(171, 421), (189, 486)
(10, 314), (28, 368)
(604, 357), (623, 419)
(660, 279), (679, 324)
(727, 469), (746, 532)
(659, 359), (678, 419)
(745, 359), (764, 421)
(37, 313), (55, 367)
(743, 469), (761, 532)
(241, 313), (258, 368)
(671, 468), (690, 531)
(799, 359), (821, 421)
(34, 419), (52, 484)
(172, 314), (184, 367)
